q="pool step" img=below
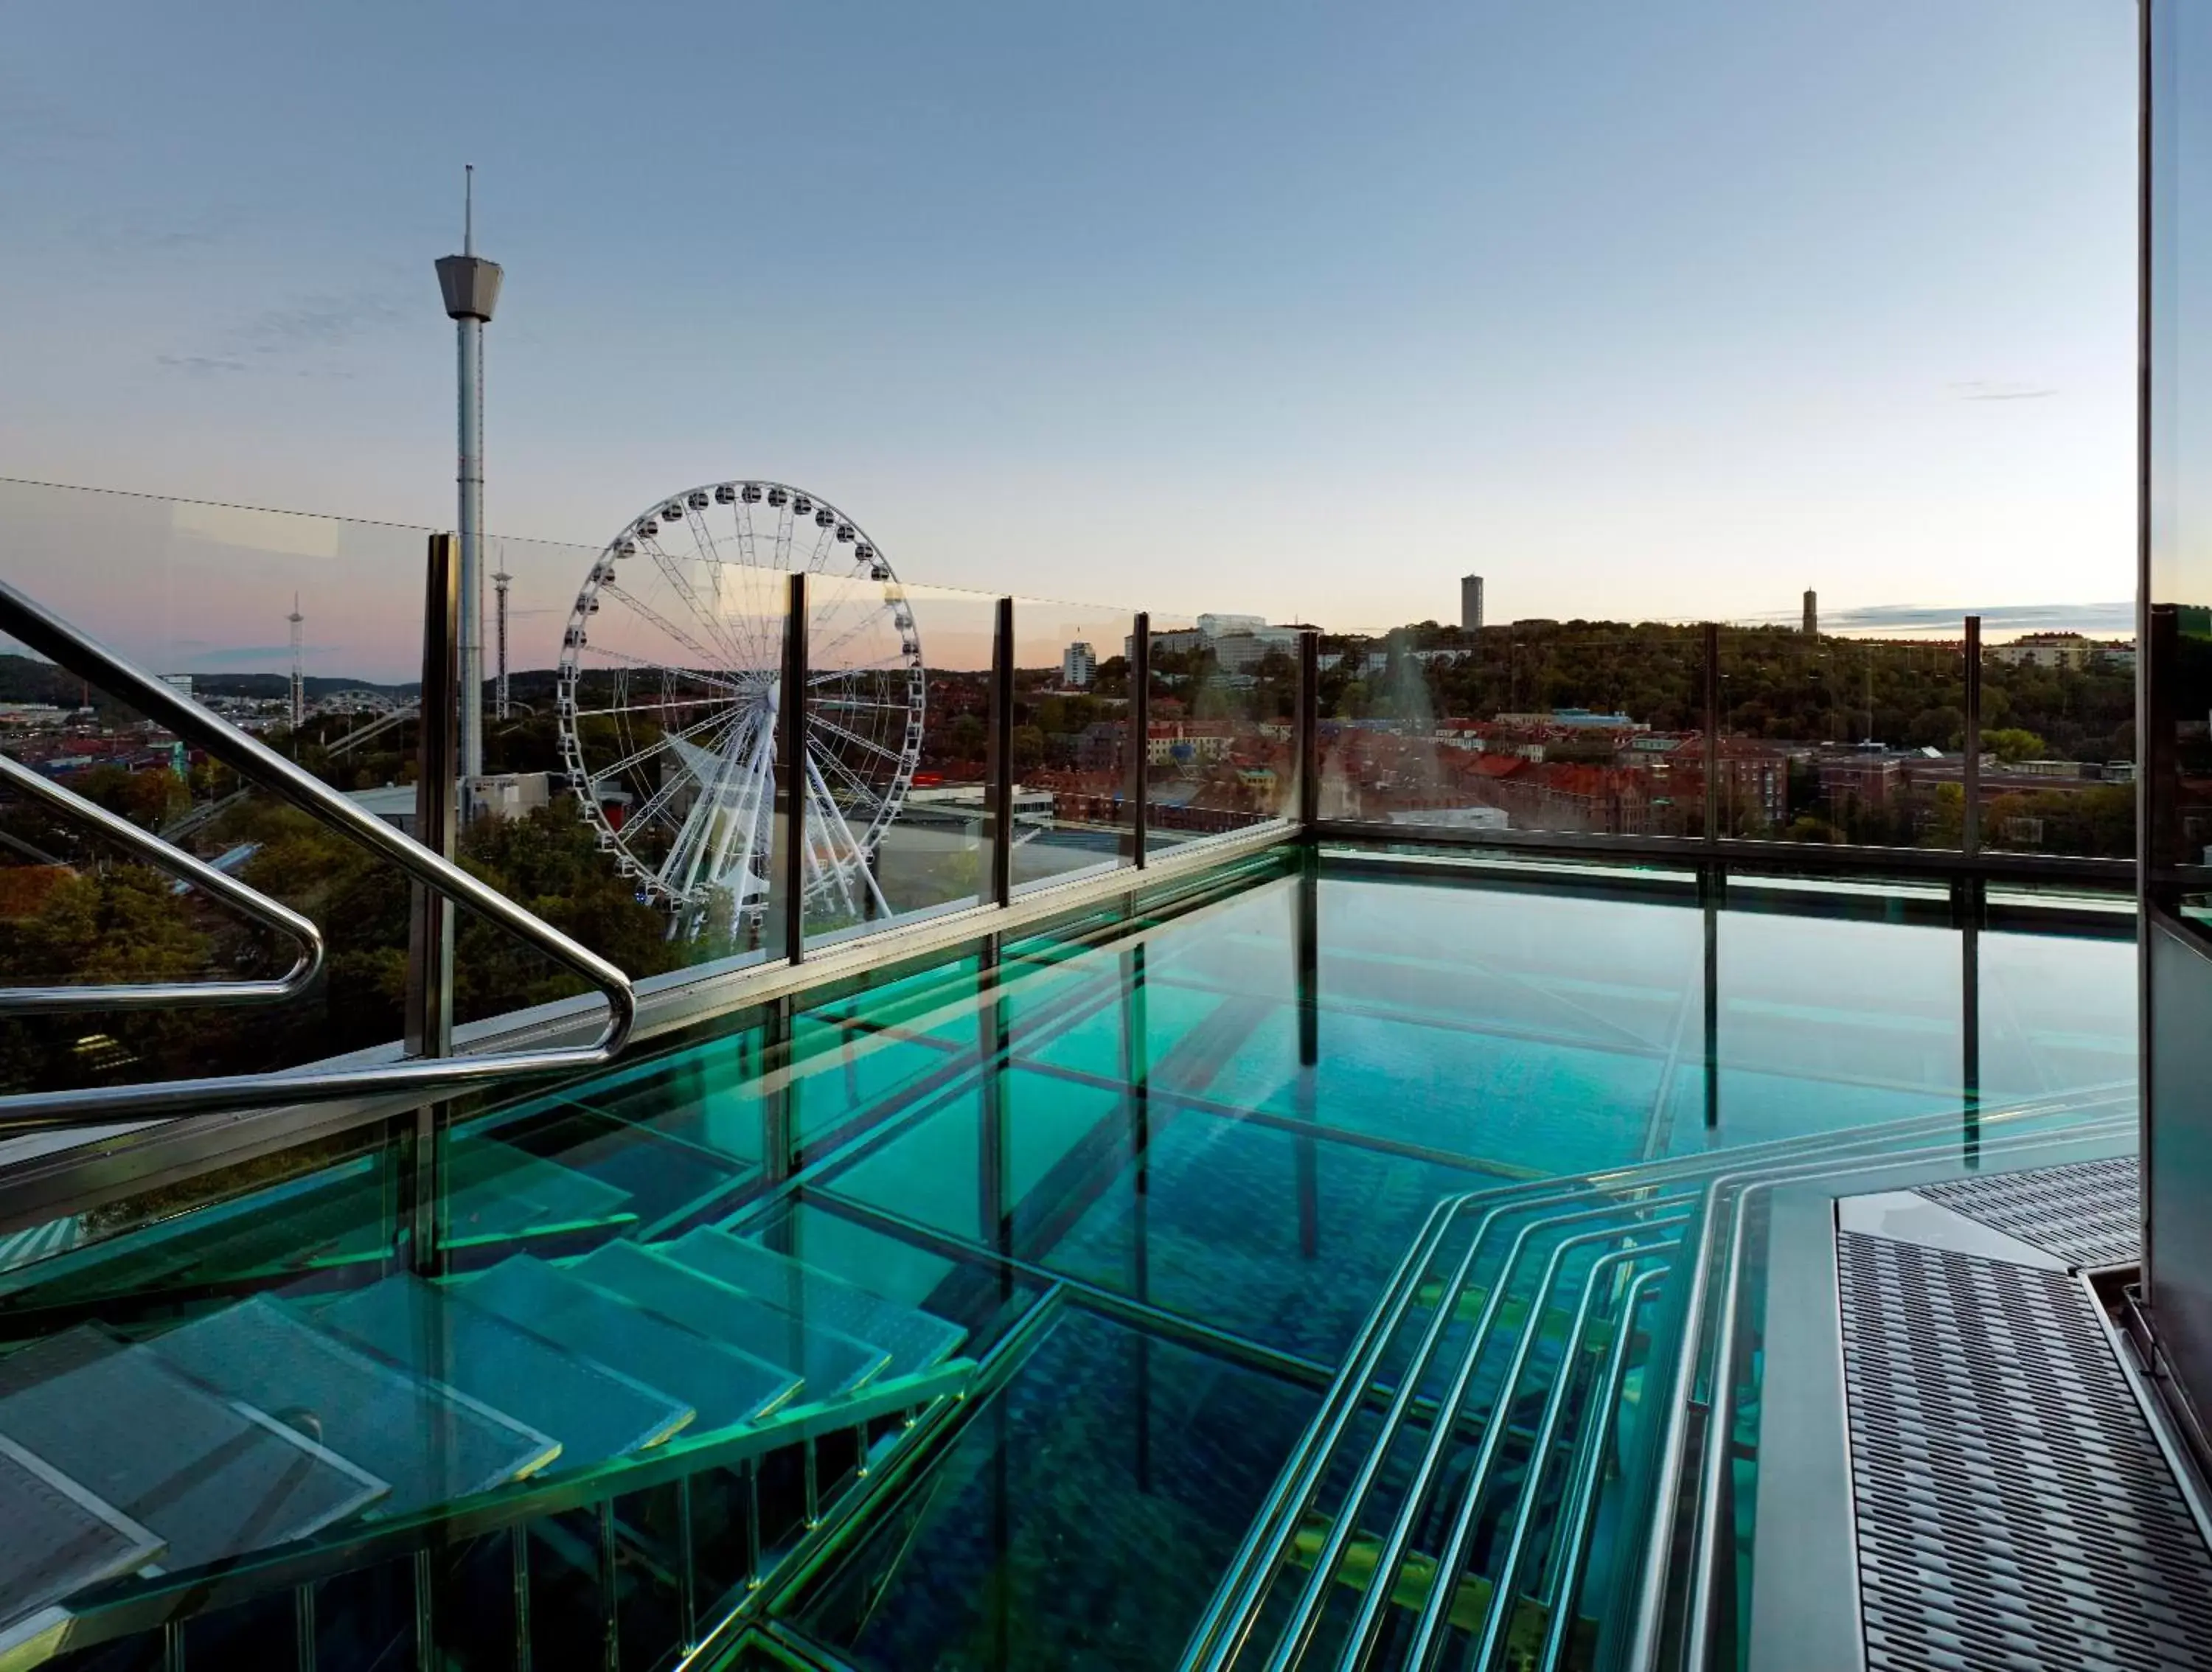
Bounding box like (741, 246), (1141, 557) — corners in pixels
(1282, 1509), (1504, 1637)
(661, 1227), (969, 1378)
(145, 1295), (561, 1513)
(0, 1236), (980, 1648)
(0, 1141), (637, 1311)
(0, 1325), (386, 1571)
(0, 1433), (163, 1631)
(454, 1255), (801, 1432)
(315, 1274), (695, 1468)
(569, 1240), (891, 1398)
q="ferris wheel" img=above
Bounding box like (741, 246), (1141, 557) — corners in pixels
(554, 481), (924, 936)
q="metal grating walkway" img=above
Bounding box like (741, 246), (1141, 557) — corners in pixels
(1916, 1155), (2140, 1269)
(1838, 1230), (2212, 1672)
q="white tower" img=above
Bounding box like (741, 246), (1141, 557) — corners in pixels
(493, 559), (512, 722)
(287, 593), (305, 731)
(434, 165), (503, 781)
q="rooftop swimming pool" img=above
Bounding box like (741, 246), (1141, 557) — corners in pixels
(0, 849), (2135, 1671)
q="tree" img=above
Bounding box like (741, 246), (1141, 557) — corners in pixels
(74, 765), (186, 829)
(1983, 728), (2048, 763)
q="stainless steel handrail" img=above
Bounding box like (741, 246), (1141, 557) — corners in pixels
(1331, 1216), (1688, 1672)
(1182, 1180), (1628, 1672)
(1538, 1266), (1666, 1671)
(0, 750), (324, 1011)
(1447, 1241), (1678, 1672)
(0, 576), (636, 1126)
(1179, 1192), (1467, 1671)
(1182, 1176), (1700, 1672)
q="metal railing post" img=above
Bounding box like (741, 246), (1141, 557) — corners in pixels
(1126, 612), (1151, 869)
(1296, 630), (1320, 832)
(776, 572), (810, 965)
(1963, 614), (1983, 857)
(1702, 621), (1721, 845)
(403, 532), (459, 1277)
(406, 533), (459, 1062)
(987, 596), (1015, 908)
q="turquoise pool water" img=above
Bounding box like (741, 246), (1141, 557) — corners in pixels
(722, 861), (2132, 1669)
(6, 852), (2135, 1672)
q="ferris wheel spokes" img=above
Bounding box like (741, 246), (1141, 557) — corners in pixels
(558, 480), (922, 943)
(657, 709), (776, 905)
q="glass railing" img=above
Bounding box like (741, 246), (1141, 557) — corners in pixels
(0, 470), (2140, 1124)
(1010, 596), (1141, 891)
(1305, 613), (2135, 868)
(0, 478), (1304, 1112)
(804, 576), (995, 943)
(0, 479), (444, 1096)
(1318, 623), (1705, 838)
(1718, 630), (1969, 848)
(1978, 629), (2135, 859)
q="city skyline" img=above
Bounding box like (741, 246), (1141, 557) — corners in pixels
(0, 0), (2135, 655)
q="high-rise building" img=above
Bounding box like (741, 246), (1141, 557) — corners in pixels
(1062, 641), (1096, 688)
(1461, 574), (1484, 633)
(1803, 589), (1818, 635)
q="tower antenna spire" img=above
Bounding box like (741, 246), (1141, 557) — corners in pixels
(464, 163), (474, 256)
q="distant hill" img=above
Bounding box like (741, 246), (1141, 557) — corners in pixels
(187, 674), (418, 701)
(0, 654), (413, 708)
(0, 653), (90, 706)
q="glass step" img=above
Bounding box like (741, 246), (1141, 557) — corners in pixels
(144, 1296), (559, 1515)
(0, 1326), (387, 1573)
(570, 1241), (891, 1399)
(4, 1159), (392, 1305)
(316, 1275), (693, 1468)
(156, 1160), (393, 1278)
(0, 1432), (164, 1631)
(441, 1143), (637, 1244)
(454, 1256), (800, 1433)
(662, 1228), (967, 1377)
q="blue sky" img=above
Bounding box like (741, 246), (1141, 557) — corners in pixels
(0, 0), (2137, 667)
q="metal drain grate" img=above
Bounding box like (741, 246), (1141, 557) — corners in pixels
(1916, 1155), (2139, 1269)
(1838, 1231), (2212, 1672)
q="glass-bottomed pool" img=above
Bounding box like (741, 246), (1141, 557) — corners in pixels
(0, 850), (2133, 1671)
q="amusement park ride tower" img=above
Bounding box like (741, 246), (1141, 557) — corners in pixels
(434, 167), (502, 784)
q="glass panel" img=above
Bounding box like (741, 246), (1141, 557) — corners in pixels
(512, 518), (789, 978)
(1719, 630), (1965, 847)
(1978, 627), (2137, 857)
(806, 578), (992, 944)
(1148, 614), (1296, 851)
(0, 480), (442, 1095)
(1010, 597), (1137, 891)
(2147, 0), (2212, 1429)
(1318, 622), (1703, 837)
(0, 486), (798, 1110)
